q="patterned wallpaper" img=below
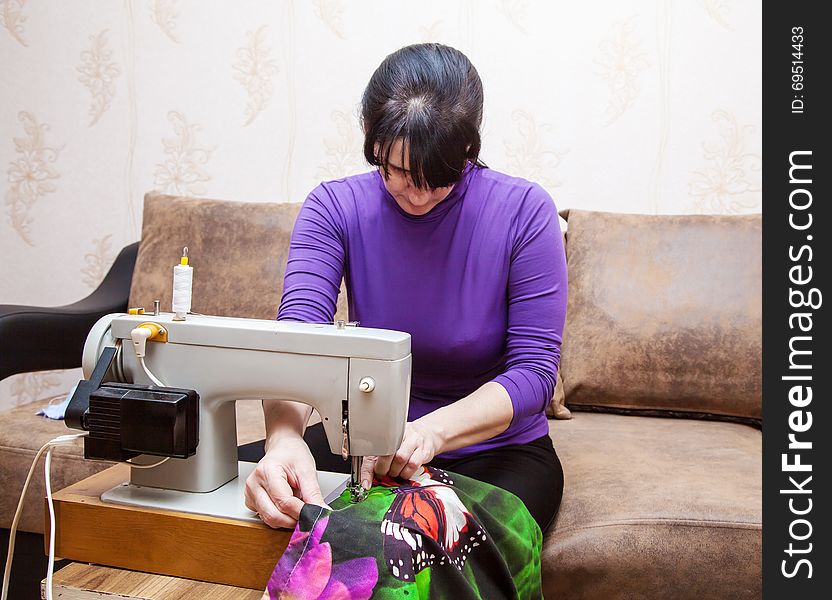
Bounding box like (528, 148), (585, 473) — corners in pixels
(0, 0), (761, 410)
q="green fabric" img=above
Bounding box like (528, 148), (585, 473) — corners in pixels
(267, 466), (542, 599)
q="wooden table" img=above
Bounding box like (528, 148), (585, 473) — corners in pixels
(48, 464), (292, 590)
(42, 562), (264, 599)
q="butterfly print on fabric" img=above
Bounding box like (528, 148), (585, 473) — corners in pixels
(379, 467), (488, 581)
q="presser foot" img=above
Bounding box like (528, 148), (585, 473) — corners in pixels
(348, 482), (369, 503)
(348, 455), (368, 503)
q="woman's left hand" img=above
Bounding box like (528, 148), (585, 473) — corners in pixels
(360, 419), (443, 486)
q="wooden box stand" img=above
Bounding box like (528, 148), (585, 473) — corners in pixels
(47, 465), (292, 590)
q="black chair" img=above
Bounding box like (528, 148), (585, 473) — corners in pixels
(0, 242), (139, 382)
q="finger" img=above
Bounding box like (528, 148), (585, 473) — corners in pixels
(374, 453), (395, 478)
(244, 477), (258, 512)
(388, 448), (416, 479)
(360, 456), (377, 489)
(399, 448), (428, 481)
(296, 468), (331, 509)
(263, 471), (305, 522)
(250, 485), (298, 529)
(388, 438), (419, 478)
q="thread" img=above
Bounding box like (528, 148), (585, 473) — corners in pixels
(172, 246), (193, 320)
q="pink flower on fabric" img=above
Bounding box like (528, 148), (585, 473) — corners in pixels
(267, 511), (378, 600)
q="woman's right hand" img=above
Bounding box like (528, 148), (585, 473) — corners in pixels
(244, 435), (329, 529)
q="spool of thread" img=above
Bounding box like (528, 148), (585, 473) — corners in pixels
(172, 247), (193, 321)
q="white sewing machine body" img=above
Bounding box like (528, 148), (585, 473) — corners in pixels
(78, 312), (411, 523)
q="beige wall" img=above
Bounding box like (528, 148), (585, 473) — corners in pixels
(0, 0), (761, 410)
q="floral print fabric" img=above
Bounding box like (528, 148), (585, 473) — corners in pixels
(264, 467), (542, 599)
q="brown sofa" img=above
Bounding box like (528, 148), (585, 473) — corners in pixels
(0, 192), (761, 598)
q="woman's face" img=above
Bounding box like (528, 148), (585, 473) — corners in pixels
(378, 139), (455, 216)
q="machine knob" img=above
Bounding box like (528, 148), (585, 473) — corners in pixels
(359, 377), (376, 393)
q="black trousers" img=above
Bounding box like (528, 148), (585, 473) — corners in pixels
(238, 423), (564, 533)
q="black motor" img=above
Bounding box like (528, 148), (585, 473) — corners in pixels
(66, 346), (199, 461)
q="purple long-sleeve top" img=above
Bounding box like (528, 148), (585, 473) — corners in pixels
(277, 163), (567, 458)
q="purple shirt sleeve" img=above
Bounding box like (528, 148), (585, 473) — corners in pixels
(277, 188), (345, 324)
(492, 186), (567, 422)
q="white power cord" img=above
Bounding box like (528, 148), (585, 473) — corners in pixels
(131, 326), (165, 386)
(1, 432), (87, 600)
(128, 327), (169, 465)
(1, 432), (173, 600)
(125, 456), (171, 469)
(139, 356), (165, 386)
(44, 447), (58, 598)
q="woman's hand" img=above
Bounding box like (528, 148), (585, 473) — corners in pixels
(244, 435), (329, 529)
(360, 419), (443, 485)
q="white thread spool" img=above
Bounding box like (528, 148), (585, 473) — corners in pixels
(172, 247), (192, 321)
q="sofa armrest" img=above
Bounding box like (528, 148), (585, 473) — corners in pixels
(0, 242), (139, 381)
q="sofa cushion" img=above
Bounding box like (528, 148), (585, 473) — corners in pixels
(542, 412), (761, 599)
(559, 210), (761, 422)
(129, 192), (348, 321)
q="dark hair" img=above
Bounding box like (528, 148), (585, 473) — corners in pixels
(361, 43), (487, 190)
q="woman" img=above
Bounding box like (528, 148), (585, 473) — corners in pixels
(241, 43), (566, 537)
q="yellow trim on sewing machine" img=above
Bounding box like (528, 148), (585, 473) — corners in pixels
(137, 321), (168, 343)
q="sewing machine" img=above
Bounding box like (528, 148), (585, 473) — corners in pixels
(65, 312), (412, 523)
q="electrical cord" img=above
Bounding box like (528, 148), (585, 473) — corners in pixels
(128, 342), (169, 467)
(44, 447), (58, 598)
(125, 456), (171, 469)
(139, 355), (164, 386)
(2, 432), (87, 600)
(1, 432), (174, 600)
(131, 326), (165, 387)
